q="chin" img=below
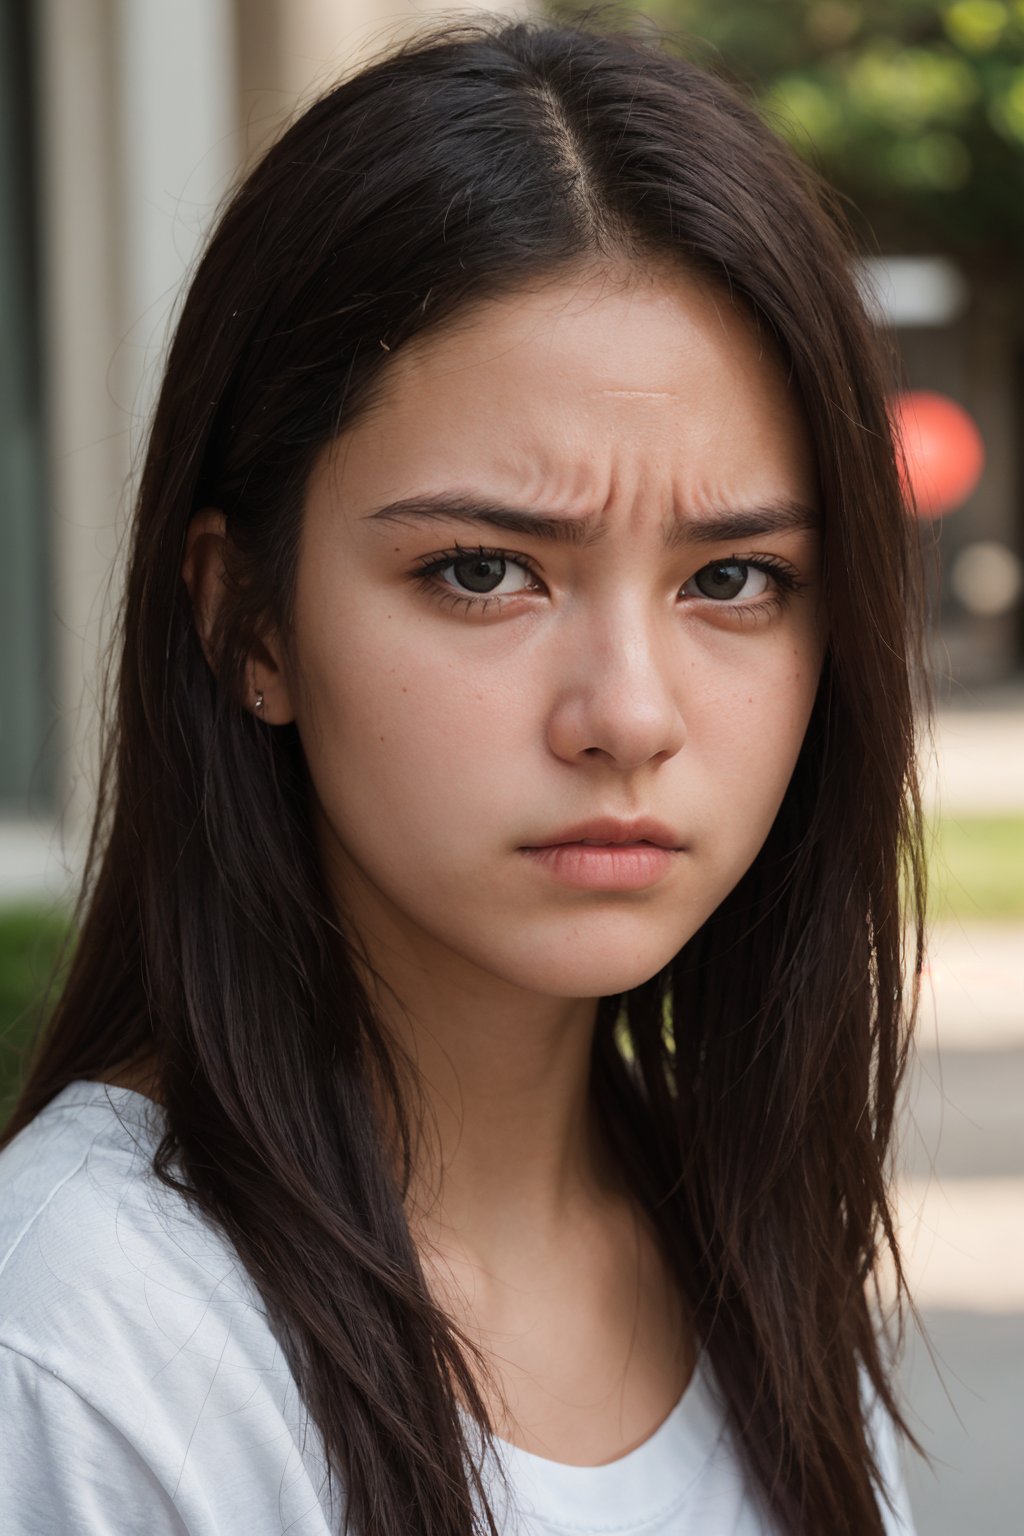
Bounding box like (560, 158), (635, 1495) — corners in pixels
(461, 894), (724, 1001)
(504, 936), (690, 1002)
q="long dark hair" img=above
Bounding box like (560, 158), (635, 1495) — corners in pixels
(5, 14), (927, 1534)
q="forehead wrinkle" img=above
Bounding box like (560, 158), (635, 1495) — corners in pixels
(591, 389), (677, 400)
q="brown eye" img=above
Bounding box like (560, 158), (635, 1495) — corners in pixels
(412, 545), (542, 613)
(685, 561), (768, 601)
(429, 550), (536, 598)
(450, 554), (508, 593)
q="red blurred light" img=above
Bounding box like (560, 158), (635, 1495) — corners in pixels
(890, 390), (985, 519)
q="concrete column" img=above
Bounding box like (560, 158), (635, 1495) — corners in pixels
(113, 0), (238, 451)
(34, 0), (123, 885)
(34, 0), (237, 889)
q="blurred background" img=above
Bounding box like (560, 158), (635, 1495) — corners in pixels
(1, 2), (1021, 1530)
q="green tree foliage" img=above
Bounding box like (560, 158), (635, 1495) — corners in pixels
(558, 2), (1024, 261)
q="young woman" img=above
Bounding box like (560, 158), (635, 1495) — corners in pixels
(0, 16), (927, 1535)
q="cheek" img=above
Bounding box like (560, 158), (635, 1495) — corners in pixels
(686, 630), (822, 850)
(293, 601), (524, 846)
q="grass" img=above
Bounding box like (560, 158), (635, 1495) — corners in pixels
(0, 815), (1020, 1120)
(926, 814), (1024, 924)
(0, 903), (73, 1127)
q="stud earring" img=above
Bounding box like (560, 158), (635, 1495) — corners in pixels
(254, 689), (265, 712)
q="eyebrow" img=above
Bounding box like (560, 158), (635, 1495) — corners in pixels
(363, 492), (821, 549)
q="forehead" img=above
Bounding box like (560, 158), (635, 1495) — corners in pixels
(320, 264), (815, 523)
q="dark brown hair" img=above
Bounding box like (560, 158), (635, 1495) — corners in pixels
(5, 14), (926, 1533)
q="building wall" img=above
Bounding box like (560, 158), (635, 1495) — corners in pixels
(897, 282), (1022, 690)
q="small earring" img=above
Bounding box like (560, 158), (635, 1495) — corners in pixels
(254, 689), (265, 713)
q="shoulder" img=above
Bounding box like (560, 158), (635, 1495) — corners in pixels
(0, 1082), (267, 1382)
(0, 1082), (336, 1535)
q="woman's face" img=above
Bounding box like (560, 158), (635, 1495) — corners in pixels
(276, 265), (825, 1001)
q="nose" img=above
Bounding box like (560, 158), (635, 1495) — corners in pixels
(545, 599), (688, 771)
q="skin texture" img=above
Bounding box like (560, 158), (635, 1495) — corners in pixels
(182, 263), (825, 1465)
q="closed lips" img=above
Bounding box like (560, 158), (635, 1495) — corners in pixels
(571, 838), (658, 845)
(523, 820), (683, 850)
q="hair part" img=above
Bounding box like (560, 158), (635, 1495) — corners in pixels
(6, 12), (927, 1533)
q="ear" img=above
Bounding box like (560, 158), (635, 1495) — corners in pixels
(181, 509), (296, 724)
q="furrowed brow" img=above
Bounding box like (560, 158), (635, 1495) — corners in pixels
(672, 499), (822, 547)
(364, 493), (820, 547)
(364, 494), (599, 546)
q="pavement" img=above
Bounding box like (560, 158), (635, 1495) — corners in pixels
(920, 688), (1024, 818)
(899, 693), (1024, 1535)
(897, 922), (1024, 1535)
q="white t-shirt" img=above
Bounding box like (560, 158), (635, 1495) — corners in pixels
(0, 1082), (916, 1535)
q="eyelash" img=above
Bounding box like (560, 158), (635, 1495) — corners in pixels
(410, 542), (805, 620)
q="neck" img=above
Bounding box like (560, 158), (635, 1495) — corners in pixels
(343, 912), (620, 1262)
(379, 964), (614, 1249)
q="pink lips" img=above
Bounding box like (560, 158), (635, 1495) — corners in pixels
(520, 817), (683, 891)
